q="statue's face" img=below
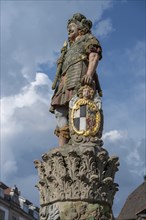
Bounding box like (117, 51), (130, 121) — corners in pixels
(68, 23), (79, 42)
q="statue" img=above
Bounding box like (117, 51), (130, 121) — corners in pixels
(34, 13), (119, 220)
(50, 13), (103, 147)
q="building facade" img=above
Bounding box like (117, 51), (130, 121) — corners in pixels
(0, 182), (39, 220)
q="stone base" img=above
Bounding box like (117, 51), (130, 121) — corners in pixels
(34, 144), (119, 220)
(40, 201), (114, 220)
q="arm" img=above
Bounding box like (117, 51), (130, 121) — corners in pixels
(82, 52), (100, 85)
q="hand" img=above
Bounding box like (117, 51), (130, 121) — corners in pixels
(82, 75), (92, 85)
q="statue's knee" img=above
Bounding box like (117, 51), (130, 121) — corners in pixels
(55, 110), (63, 119)
(55, 107), (68, 128)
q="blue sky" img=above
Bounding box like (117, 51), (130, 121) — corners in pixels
(1, 0), (145, 217)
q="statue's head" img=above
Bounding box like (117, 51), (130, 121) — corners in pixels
(67, 13), (92, 43)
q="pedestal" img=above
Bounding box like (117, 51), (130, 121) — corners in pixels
(34, 144), (119, 220)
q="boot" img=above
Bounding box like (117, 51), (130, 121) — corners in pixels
(58, 135), (68, 147)
(54, 125), (70, 147)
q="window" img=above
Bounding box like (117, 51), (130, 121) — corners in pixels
(0, 189), (4, 198)
(33, 210), (39, 219)
(23, 203), (29, 213)
(12, 216), (18, 220)
(0, 209), (5, 220)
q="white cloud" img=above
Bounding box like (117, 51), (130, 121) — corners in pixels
(32, 73), (50, 86)
(1, 73), (56, 182)
(1, 73), (52, 133)
(94, 18), (114, 38)
(103, 130), (144, 174)
(103, 130), (126, 142)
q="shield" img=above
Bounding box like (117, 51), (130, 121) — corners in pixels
(70, 98), (101, 137)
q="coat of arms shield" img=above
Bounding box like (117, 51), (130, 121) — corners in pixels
(70, 98), (101, 136)
(69, 85), (102, 139)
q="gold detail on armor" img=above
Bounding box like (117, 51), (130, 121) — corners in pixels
(80, 54), (87, 60)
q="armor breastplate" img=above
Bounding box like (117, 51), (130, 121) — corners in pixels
(62, 37), (86, 73)
(62, 36), (87, 89)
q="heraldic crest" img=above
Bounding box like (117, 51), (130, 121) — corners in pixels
(69, 85), (103, 146)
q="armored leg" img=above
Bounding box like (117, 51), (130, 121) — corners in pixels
(54, 106), (69, 147)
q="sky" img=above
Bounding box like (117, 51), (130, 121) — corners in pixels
(0, 0), (145, 217)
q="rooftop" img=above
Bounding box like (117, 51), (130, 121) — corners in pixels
(118, 177), (146, 220)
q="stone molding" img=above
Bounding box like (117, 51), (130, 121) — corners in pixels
(34, 145), (119, 208)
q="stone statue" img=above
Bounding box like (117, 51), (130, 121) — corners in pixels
(50, 13), (102, 147)
(34, 13), (119, 220)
